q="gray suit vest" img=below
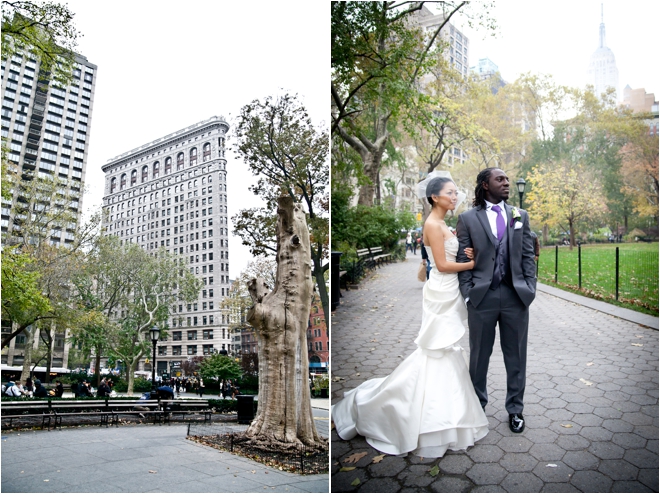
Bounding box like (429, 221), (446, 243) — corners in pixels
(490, 222), (511, 289)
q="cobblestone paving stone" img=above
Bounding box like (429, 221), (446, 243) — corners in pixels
(331, 253), (658, 492)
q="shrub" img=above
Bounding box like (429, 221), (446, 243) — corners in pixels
(112, 377), (151, 392)
(332, 193), (416, 251)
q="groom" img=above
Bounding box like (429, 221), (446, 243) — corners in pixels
(456, 168), (537, 433)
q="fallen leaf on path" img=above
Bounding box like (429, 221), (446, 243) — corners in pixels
(429, 465), (440, 477)
(560, 424), (573, 428)
(370, 348), (375, 351)
(635, 335), (644, 338)
(546, 464), (558, 468)
(344, 452), (368, 464)
(372, 454), (386, 464)
(586, 362), (594, 366)
(148, 470), (157, 474)
(351, 478), (361, 486)
(374, 332), (380, 335)
(632, 343), (643, 347)
(44, 480), (49, 482)
(579, 378), (593, 386)
(340, 467), (356, 472)
(251, 470), (256, 474)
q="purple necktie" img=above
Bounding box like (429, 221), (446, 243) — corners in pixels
(491, 205), (505, 241)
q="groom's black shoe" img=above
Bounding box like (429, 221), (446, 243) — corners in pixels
(509, 413), (525, 433)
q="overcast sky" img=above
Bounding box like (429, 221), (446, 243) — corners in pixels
(453, 0), (657, 95)
(67, 1), (656, 279)
(66, 1), (329, 279)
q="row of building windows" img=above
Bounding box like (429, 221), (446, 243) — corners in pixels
(105, 165), (227, 205)
(158, 344), (216, 356)
(109, 144), (221, 191)
(166, 329), (221, 341)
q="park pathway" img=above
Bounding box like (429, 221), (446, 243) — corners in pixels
(331, 252), (658, 493)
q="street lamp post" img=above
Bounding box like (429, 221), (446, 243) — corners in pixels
(149, 326), (160, 391)
(516, 178), (527, 210)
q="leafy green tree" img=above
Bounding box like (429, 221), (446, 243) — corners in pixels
(1, 171), (98, 380)
(332, 1), (493, 206)
(232, 94), (329, 321)
(2, 0), (81, 86)
(199, 354), (242, 390)
(105, 245), (201, 394)
(1, 247), (52, 348)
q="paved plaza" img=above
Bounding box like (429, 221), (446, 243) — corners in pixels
(1, 408), (329, 493)
(331, 252), (658, 492)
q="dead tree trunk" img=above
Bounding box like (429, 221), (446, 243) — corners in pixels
(246, 196), (322, 447)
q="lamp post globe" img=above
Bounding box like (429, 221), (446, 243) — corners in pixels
(149, 326), (160, 391)
(516, 178), (527, 210)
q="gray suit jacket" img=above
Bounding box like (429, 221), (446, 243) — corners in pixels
(456, 203), (537, 308)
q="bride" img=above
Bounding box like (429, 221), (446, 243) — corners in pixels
(332, 171), (489, 458)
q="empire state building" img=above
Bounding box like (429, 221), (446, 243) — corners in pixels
(586, 5), (619, 102)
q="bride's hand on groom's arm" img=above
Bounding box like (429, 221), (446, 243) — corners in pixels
(464, 248), (474, 260)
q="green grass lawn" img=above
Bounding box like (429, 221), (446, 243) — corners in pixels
(538, 242), (658, 315)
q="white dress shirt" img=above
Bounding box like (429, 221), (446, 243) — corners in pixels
(484, 200), (508, 239)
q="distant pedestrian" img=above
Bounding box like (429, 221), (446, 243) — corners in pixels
(97, 378), (111, 397)
(406, 232), (413, 253)
(198, 378), (204, 397)
(33, 379), (48, 398)
(420, 234), (431, 280)
(25, 377), (33, 396)
(54, 380), (64, 398)
(4, 381), (22, 397)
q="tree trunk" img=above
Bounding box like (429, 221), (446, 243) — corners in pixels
(94, 344), (102, 388)
(569, 219), (575, 251)
(20, 328), (35, 382)
(357, 144), (387, 206)
(126, 359), (138, 395)
(543, 224), (548, 245)
(246, 196), (322, 446)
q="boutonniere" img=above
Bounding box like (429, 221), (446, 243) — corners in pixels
(510, 207), (522, 227)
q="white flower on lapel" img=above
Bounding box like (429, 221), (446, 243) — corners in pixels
(510, 207), (522, 228)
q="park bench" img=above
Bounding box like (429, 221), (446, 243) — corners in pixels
(1, 400), (54, 430)
(108, 399), (163, 427)
(50, 400), (113, 429)
(343, 248), (371, 283)
(160, 399), (212, 423)
(368, 246), (391, 267)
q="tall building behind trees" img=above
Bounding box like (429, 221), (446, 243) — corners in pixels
(1, 48), (97, 371)
(586, 5), (620, 101)
(100, 117), (232, 377)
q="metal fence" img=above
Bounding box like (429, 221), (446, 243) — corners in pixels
(187, 422), (329, 474)
(538, 244), (659, 312)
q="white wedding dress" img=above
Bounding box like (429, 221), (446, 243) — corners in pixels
(332, 237), (489, 457)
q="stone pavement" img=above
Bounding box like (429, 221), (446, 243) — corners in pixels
(1, 409), (329, 493)
(331, 252), (658, 492)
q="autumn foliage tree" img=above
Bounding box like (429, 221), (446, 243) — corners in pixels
(619, 131), (659, 219)
(526, 162), (608, 249)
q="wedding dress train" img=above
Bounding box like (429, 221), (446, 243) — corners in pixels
(332, 237), (489, 457)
